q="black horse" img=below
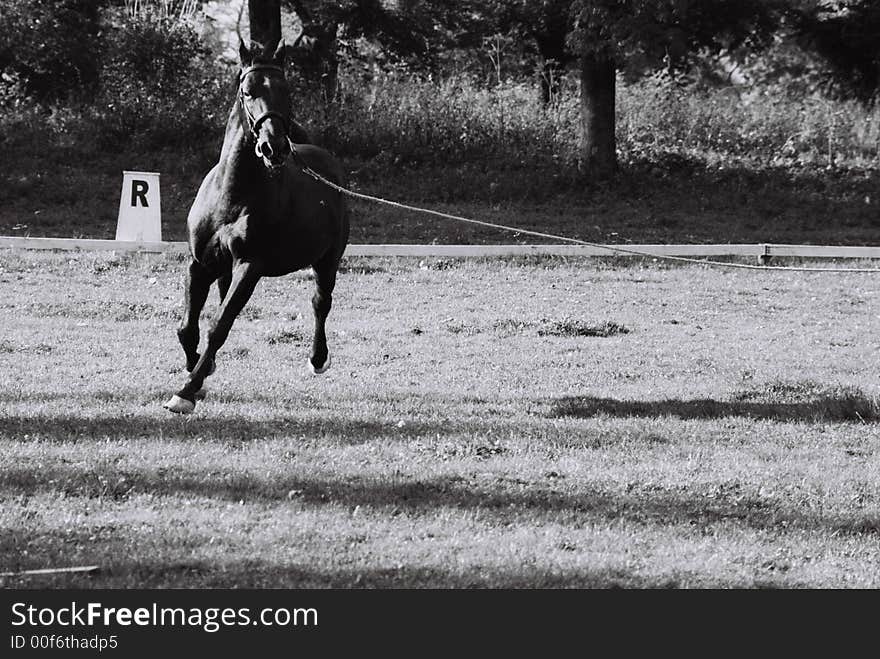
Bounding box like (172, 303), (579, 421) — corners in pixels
(164, 39), (349, 414)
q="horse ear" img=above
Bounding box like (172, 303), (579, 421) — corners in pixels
(239, 39), (252, 65)
(272, 39), (286, 66)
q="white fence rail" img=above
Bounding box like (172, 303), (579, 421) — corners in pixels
(1, 236), (879, 260)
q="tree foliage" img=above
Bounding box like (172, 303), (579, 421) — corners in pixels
(279, 0), (479, 98)
(489, 0), (575, 63)
(102, 15), (204, 89)
(473, 1), (792, 175)
(285, 0), (475, 63)
(566, 0), (785, 74)
(0, 0), (104, 100)
(794, 0), (880, 101)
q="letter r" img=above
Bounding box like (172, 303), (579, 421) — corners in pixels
(131, 180), (149, 207)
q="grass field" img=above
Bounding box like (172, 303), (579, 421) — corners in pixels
(1, 249), (879, 588)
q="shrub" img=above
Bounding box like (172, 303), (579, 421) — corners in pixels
(290, 67), (878, 172)
(297, 70), (581, 166)
(0, 0), (103, 101)
(93, 14), (229, 148)
(616, 71), (880, 168)
(1, 10), (878, 177)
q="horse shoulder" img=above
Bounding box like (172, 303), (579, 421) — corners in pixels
(187, 165), (223, 226)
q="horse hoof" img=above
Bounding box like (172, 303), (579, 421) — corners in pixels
(309, 353), (331, 375)
(163, 395), (195, 414)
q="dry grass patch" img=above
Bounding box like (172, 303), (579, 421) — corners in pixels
(538, 320), (631, 338)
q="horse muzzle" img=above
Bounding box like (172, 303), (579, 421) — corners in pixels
(255, 139), (290, 174)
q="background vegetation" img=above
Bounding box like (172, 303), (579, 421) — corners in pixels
(0, 0), (878, 245)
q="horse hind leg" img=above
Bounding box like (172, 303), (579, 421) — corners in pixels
(308, 251), (340, 374)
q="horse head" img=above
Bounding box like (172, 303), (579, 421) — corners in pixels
(238, 39), (291, 175)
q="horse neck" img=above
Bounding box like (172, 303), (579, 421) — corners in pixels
(217, 102), (263, 196)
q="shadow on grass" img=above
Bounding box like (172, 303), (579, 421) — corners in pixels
(0, 411), (443, 445)
(548, 393), (880, 423)
(332, 158), (880, 246)
(0, 385), (505, 445)
(2, 385), (878, 580)
(0, 527), (805, 589)
(1, 555), (763, 589)
(3, 142), (879, 246)
(3, 463), (878, 544)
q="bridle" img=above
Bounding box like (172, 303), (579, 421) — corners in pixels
(238, 64), (288, 143)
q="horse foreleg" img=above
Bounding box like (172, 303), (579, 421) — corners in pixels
(165, 261), (262, 413)
(308, 252), (339, 374)
(177, 260), (216, 372)
(217, 271), (231, 302)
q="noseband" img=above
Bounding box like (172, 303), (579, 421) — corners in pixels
(238, 64), (288, 142)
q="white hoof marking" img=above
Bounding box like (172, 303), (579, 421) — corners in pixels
(163, 395), (195, 414)
(309, 352), (331, 375)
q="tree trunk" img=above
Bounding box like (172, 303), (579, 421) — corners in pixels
(248, 0), (281, 49)
(578, 53), (616, 179)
